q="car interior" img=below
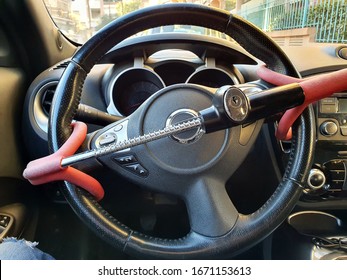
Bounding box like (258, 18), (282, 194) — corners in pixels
(0, 0), (347, 260)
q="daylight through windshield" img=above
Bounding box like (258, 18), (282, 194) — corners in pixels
(44, 0), (346, 46)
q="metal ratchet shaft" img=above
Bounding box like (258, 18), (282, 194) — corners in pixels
(61, 117), (203, 167)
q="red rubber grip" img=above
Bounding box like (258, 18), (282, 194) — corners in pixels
(23, 122), (104, 201)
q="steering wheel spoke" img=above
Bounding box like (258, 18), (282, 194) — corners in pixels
(184, 177), (238, 237)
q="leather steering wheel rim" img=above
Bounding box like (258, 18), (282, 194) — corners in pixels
(49, 4), (315, 259)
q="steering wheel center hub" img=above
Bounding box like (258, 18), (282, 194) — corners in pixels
(166, 109), (203, 144)
(133, 84), (229, 172)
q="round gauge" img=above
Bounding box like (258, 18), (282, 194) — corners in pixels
(118, 80), (162, 115)
(187, 68), (236, 88)
(112, 68), (165, 116)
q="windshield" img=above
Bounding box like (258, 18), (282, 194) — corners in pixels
(44, 0), (346, 46)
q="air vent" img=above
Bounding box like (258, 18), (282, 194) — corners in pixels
(40, 84), (56, 116)
(51, 60), (70, 70)
(289, 37), (303, 46)
(33, 81), (59, 134)
(273, 37), (285, 47)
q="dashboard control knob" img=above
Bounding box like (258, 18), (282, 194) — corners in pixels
(320, 121), (338, 136)
(307, 168), (326, 190)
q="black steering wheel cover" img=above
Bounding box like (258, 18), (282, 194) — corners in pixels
(48, 4), (315, 259)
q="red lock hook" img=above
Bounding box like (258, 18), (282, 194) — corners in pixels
(23, 122), (104, 201)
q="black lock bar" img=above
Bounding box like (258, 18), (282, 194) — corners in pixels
(200, 83), (305, 133)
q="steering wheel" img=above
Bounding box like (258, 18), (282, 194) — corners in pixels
(49, 4), (315, 259)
